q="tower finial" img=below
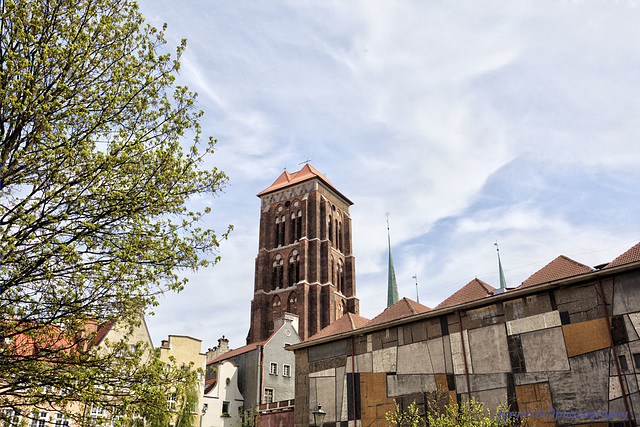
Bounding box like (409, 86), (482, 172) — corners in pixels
(412, 274), (419, 303)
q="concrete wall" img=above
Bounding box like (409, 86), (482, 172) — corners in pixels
(294, 270), (640, 427)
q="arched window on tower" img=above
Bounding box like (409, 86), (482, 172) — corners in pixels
(290, 212), (296, 244)
(275, 217), (281, 248)
(287, 292), (298, 313)
(328, 215), (333, 245)
(330, 256), (335, 285)
(337, 260), (344, 294)
(280, 215), (286, 247)
(272, 295), (283, 323)
(338, 221), (343, 253)
(272, 254), (283, 290)
(296, 211), (302, 240)
(288, 250), (300, 287)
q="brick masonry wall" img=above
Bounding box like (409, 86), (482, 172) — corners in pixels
(250, 181), (360, 343)
(294, 269), (640, 426)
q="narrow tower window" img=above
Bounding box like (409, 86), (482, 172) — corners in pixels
(290, 212), (296, 244)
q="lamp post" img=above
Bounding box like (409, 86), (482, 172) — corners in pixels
(312, 405), (326, 427)
(199, 403), (208, 427)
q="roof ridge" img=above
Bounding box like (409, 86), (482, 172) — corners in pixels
(405, 298), (417, 315)
(557, 254), (592, 269)
(347, 312), (356, 330)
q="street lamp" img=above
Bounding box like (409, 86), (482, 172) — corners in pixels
(199, 403), (208, 427)
(312, 405), (326, 427)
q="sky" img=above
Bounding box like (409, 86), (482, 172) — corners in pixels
(137, 0), (640, 352)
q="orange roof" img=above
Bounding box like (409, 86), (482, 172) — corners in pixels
(6, 318), (119, 357)
(365, 298), (431, 328)
(304, 312), (370, 342)
(520, 255), (593, 288)
(603, 241), (640, 269)
(436, 279), (495, 309)
(257, 164), (352, 204)
(204, 378), (216, 394)
(92, 321), (115, 348)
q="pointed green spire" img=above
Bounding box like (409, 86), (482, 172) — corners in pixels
(387, 213), (399, 307)
(495, 241), (507, 291)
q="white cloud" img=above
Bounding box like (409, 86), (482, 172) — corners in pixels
(138, 0), (640, 349)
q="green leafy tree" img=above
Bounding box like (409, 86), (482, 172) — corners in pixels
(425, 395), (515, 427)
(385, 401), (424, 427)
(0, 0), (228, 421)
(235, 406), (260, 427)
(386, 395), (517, 427)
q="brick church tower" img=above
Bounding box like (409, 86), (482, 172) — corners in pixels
(247, 164), (359, 343)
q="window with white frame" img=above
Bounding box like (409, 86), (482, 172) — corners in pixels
(167, 393), (177, 410)
(89, 403), (104, 418)
(53, 413), (69, 427)
(283, 364), (291, 377)
(30, 411), (47, 427)
(269, 362), (277, 375)
(1, 409), (20, 427)
(263, 388), (274, 403)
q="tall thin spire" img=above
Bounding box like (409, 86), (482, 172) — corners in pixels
(494, 240), (507, 294)
(386, 213), (399, 307)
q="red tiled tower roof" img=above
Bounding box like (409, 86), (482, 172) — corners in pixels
(304, 312), (370, 342)
(257, 164), (352, 204)
(365, 298), (431, 328)
(520, 255), (593, 288)
(603, 241), (640, 269)
(436, 278), (495, 309)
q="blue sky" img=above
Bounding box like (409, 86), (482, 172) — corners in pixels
(138, 1), (640, 351)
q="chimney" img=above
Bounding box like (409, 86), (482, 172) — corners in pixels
(274, 312), (299, 334)
(206, 336), (231, 362)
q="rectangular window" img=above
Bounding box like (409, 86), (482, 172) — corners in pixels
(619, 355), (629, 371)
(31, 411), (47, 427)
(167, 393), (177, 410)
(264, 388), (274, 403)
(222, 402), (230, 416)
(90, 403), (104, 418)
(283, 364), (291, 377)
(54, 413), (69, 427)
(269, 362), (278, 375)
(2, 409), (20, 427)
(633, 353), (640, 371)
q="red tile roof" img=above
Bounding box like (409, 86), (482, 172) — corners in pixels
(436, 279), (495, 309)
(365, 298), (431, 328)
(204, 378), (216, 394)
(520, 255), (593, 288)
(208, 341), (264, 365)
(257, 164), (352, 204)
(304, 312), (370, 342)
(603, 241), (640, 269)
(92, 321), (115, 348)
